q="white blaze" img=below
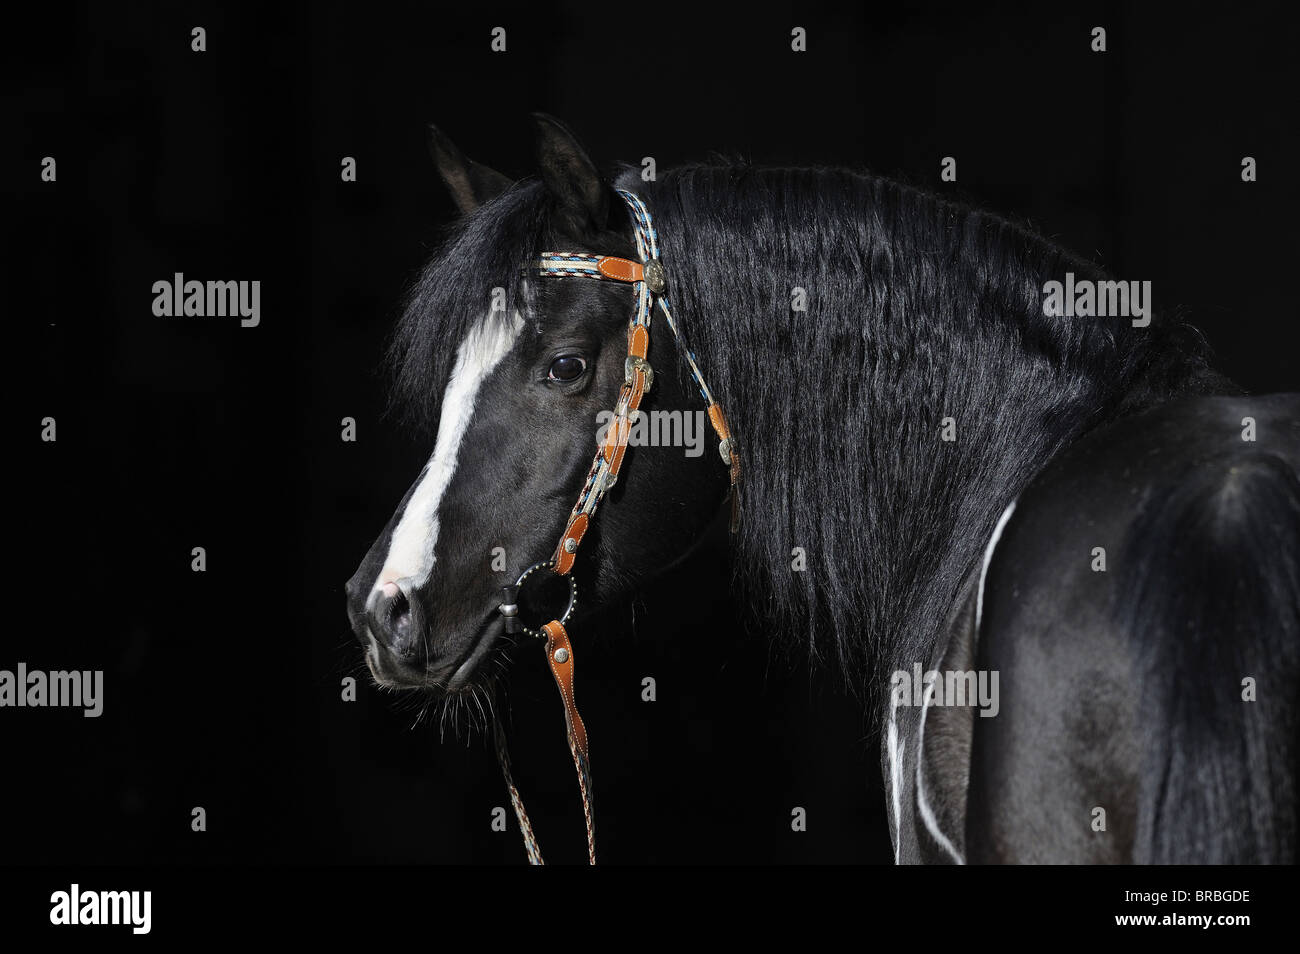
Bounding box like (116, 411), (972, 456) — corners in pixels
(372, 312), (524, 597)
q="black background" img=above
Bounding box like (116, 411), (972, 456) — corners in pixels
(9, 2), (1298, 866)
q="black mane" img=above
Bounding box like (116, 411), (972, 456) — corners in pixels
(386, 179), (551, 431)
(618, 161), (1227, 691)
(391, 157), (1229, 700)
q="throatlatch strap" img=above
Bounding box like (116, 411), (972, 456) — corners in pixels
(495, 619), (595, 865)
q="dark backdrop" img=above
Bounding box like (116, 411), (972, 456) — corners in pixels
(9, 2), (1297, 864)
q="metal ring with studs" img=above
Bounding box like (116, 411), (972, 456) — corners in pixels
(506, 559), (578, 640)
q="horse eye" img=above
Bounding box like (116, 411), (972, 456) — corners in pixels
(547, 355), (587, 383)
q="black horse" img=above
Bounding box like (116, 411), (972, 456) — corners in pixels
(345, 115), (1299, 864)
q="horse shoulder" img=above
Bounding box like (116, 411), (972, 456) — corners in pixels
(965, 392), (1300, 862)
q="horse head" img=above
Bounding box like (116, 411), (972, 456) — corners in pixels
(345, 115), (730, 696)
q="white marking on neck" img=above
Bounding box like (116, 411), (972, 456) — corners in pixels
(975, 499), (1017, 635)
(372, 311), (524, 596)
(910, 498), (1017, 863)
(887, 699), (904, 865)
(915, 685), (964, 864)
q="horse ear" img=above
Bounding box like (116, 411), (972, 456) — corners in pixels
(530, 112), (610, 239)
(426, 124), (513, 215)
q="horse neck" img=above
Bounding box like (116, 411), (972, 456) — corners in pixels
(658, 179), (1220, 694)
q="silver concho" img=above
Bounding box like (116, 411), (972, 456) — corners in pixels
(624, 355), (655, 391)
(643, 260), (666, 294)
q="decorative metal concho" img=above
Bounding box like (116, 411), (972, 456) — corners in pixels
(642, 260), (666, 294)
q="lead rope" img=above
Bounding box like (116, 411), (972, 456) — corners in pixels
(493, 189), (737, 865)
(492, 714), (545, 865)
(542, 620), (596, 866)
(493, 621), (595, 865)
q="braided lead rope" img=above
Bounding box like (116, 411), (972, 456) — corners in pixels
(492, 677), (596, 865)
(493, 714), (545, 865)
(571, 742), (596, 865)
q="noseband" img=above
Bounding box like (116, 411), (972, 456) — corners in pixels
(493, 188), (740, 864)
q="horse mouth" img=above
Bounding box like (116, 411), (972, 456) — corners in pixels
(446, 615), (506, 690)
(364, 613), (505, 694)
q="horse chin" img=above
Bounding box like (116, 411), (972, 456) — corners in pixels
(363, 614), (505, 696)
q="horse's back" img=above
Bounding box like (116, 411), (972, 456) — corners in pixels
(965, 392), (1300, 863)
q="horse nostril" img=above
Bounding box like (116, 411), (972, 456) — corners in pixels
(388, 601), (412, 638)
(370, 585), (419, 658)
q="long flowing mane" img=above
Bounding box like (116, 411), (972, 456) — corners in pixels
(620, 162), (1228, 692)
(389, 158), (1230, 706)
